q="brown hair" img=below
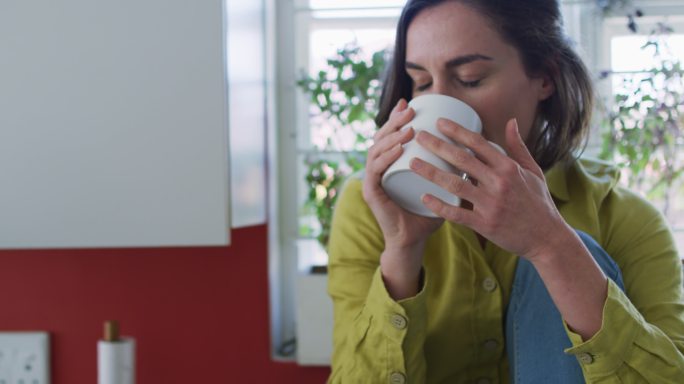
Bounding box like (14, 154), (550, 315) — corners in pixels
(376, 0), (594, 171)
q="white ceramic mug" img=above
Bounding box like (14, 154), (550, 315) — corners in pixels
(381, 94), (504, 217)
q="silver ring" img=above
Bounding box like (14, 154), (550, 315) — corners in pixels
(461, 172), (470, 182)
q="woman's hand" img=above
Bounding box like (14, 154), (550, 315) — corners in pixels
(364, 99), (444, 249)
(409, 117), (570, 262)
(410, 117), (612, 339)
(363, 99), (444, 299)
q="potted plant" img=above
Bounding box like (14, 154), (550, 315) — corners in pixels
(597, 0), (644, 32)
(297, 44), (388, 250)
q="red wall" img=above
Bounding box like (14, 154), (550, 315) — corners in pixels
(0, 225), (330, 383)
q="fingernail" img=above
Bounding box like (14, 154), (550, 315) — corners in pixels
(410, 158), (422, 170)
(512, 118), (524, 141)
(416, 130), (428, 142)
(392, 100), (403, 113)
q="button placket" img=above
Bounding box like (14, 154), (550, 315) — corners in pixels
(472, 272), (503, 365)
(481, 277), (497, 292)
(482, 339), (499, 351)
(390, 314), (407, 330)
(578, 352), (594, 364)
(390, 371), (406, 384)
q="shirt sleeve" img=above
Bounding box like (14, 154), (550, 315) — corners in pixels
(563, 187), (684, 382)
(327, 176), (429, 384)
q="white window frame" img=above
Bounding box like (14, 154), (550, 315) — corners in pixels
(599, 4), (684, 96)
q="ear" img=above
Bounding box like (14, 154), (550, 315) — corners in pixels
(537, 74), (555, 101)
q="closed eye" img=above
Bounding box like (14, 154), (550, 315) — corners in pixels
(459, 79), (481, 88)
(416, 82), (432, 92)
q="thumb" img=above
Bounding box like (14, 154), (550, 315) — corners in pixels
(505, 118), (543, 178)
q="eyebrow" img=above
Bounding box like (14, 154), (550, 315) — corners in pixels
(405, 54), (494, 71)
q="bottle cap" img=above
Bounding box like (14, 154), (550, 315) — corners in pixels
(103, 320), (120, 342)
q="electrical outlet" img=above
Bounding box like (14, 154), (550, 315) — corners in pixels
(0, 332), (49, 384)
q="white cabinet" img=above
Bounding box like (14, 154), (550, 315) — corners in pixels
(0, 0), (231, 248)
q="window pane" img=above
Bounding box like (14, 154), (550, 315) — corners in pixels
(309, 0), (406, 9)
(611, 35), (684, 72)
(298, 24), (396, 269)
(609, 34), (684, 232)
(308, 0), (405, 18)
(308, 28), (395, 151)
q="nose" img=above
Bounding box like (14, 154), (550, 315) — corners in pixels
(428, 76), (457, 98)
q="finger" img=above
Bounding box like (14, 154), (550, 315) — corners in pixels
(421, 193), (479, 227)
(437, 118), (506, 167)
(415, 130), (494, 185)
(504, 118), (544, 178)
(409, 157), (479, 202)
(374, 101), (415, 142)
(373, 99), (415, 141)
(368, 127), (415, 161)
(389, 98), (407, 119)
(375, 98), (407, 142)
(364, 144), (404, 200)
(370, 144), (404, 177)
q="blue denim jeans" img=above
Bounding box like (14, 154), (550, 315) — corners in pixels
(505, 230), (625, 383)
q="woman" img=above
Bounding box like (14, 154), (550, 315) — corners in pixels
(327, 0), (684, 383)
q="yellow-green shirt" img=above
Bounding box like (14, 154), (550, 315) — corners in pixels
(327, 158), (684, 383)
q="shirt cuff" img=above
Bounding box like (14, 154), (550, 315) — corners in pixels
(363, 267), (429, 379)
(563, 279), (645, 377)
(365, 266), (429, 343)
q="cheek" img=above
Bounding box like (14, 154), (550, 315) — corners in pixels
(465, 95), (513, 145)
(467, 84), (539, 145)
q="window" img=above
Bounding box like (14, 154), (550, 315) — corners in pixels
(293, 1), (403, 272)
(269, 0), (406, 362)
(601, 11), (684, 254)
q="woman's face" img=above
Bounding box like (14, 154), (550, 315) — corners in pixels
(405, 1), (554, 147)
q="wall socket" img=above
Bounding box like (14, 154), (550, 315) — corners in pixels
(0, 332), (50, 384)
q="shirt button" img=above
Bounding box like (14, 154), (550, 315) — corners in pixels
(476, 378), (491, 384)
(482, 277), (498, 292)
(578, 352), (594, 364)
(390, 372), (406, 384)
(483, 339), (499, 351)
(390, 314), (407, 330)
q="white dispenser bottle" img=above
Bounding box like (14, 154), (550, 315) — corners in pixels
(98, 321), (135, 384)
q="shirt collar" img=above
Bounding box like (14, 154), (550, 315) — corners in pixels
(545, 163), (570, 202)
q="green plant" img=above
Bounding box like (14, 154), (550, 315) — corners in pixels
(297, 44), (388, 249)
(597, 0), (644, 32)
(599, 23), (684, 216)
